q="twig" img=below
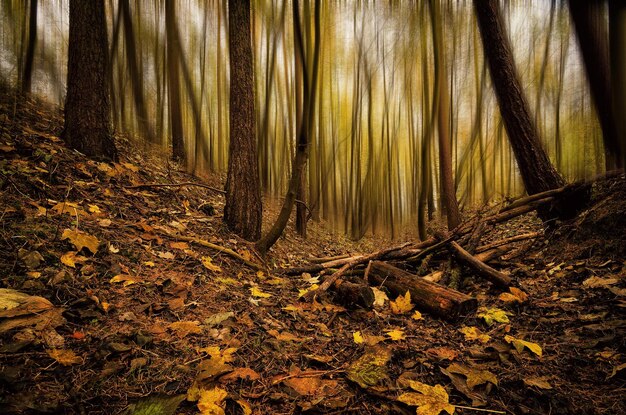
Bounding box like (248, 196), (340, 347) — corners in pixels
(454, 404), (506, 414)
(125, 182), (226, 194)
(173, 234), (265, 271)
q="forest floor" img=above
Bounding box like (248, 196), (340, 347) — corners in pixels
(0, 89), (625, 415)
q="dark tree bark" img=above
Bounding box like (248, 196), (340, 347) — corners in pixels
(62, 0), (117, 161)
(21, 0), (37, 93)
(224, 0), (263, 241)
(569, 0), (622, 170)
(165, 1), (186, 163)
(474, 0), (565, 195)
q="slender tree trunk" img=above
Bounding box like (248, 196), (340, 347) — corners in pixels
(568, 0), (622, 170)
(474, 0), (565, 196)
(62, 0), (117, 161)
(430, 0), (460, 229)
(256, 0), (320, 254)
(21, 0), (37, 93)
(224, 0), (262, 241)
(165, 1), (186, 163)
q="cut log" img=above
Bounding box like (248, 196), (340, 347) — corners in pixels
(450, 241), (511, 288)
(333, 280), (375, 309)
(367, 261), (478, 320)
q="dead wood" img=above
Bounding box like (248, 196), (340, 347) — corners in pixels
(476, 232), (541, 253)
(173, 234), (265, 271)
(367, 261), (478, 319)
(300, 243), (410, 301)
(332, 280), (375, 309)
(450, 241), (511, 288)
(307, 253), (351, 264)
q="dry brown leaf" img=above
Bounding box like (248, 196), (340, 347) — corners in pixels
(168, 321), (203, 337)
(61, 229), (99, 254)
(47, 349), (82, 366)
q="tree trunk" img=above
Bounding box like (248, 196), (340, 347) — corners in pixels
(62, 0), (117, 161)
(474, 0), (565, 196)
(21, 0), (37, 93)
(224, 0), (263, 241)
(609, 0), (626, 169)
(430, 0), (461, 229)
(569, 0), (622, 170)
(165, 1), (186, 163)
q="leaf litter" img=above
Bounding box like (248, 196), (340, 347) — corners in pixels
(1, 91), (625, 414)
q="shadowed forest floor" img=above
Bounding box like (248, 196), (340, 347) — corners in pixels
(1, 90), (625, 415)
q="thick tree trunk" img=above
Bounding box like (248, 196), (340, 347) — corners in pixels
(21, 0), (37, 93)
(224, 0), (263, 241)
(569, 0), (622, 170)
(62, 0), (117, 161)
(474, 0), (565, 195)
(367, 261), (478, 320)
(165, 1), (185, 163)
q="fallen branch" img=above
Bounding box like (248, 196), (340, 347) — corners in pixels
(301, 243), (410, 301)
(450, 241), (511, 288)
(475, 232), (541, 253)
(173, 235), (265, 271)
(125, 182), (226, 194)
(307, 253), (351, 264)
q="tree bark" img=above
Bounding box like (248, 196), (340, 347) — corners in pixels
(62, 0), (117, 161)
(450, 241), (511, 287)
(609, 0), (626, 169)
(224, 0), (263, 241)
(367, 261), (478, 320)
(165, 1), (186, 163)
(474, 0), (565, 196)
(21, 0), (37, 94)
(569, 0), (622, 170)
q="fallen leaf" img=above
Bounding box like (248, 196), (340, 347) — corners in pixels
(124, 394), (185, 415)
(18, 249), (44, 269)
(267, 329), (306, 342)
(98, 218), (112, 227)
(459, 326), (490, 344)
(170, 241), (190, 250)
(353, 331), (364, 344)
(61, 251), (87, 268)
(168, 321), (203, 337)
(372, 287), (389, 308)
(523, 376), (552, 389)
(583, 276), (619, 288)
(391, 291), (414, 314)
(201, 256), (222, 272)
(499, 287), (528, 303)
(250, 287), (271, 298)
(607, 362), (626, 379)
(347, 346), (391, 388)
(88, 204), (101, 213)
(219, 367), (260, 383)
(446, 363), (498, 389)
(109, 274), (140, 286)
(426, 347), (459, 361)
(386, 329), (406, 341)
(236, 399), (252, 415)
(397, 380), (455, 415)
(197, 387), (228, 415)
(477, 307), (510, 326)
(47, 349), (82, 366)
(504, 335), (542, 357)
(61, 229), (99, 254)
(204, 312), (234, 327)
(411, 310), (423, 320)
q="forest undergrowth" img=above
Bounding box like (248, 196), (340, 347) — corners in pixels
(1, 91), (625, 414)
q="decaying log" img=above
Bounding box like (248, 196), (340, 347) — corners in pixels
(367, 261), (478, 319)
(333, 280), (375, 309)
(301, 243), (411, 301)
(475, 232), (541, 253)
(450, 241), (511, 288)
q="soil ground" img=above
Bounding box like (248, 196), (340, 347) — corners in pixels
(1, 90), (624, 414)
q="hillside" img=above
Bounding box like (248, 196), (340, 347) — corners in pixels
(1, 90), (625, 415)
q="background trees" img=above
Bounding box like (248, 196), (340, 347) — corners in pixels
(0, 0), (617, 241)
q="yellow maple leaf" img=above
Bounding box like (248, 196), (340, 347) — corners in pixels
(347, 346), (392, 388)
(459, 326), (490, 343)
(477, 306), (510, 326)
(397, 380), (455, 415)
(47, 349), (82, 366)
(250, 287), (271, 298)
(298, 284), (319, 298)
(60, 251), (87, 268)
(197, 387), (228, 415)
(411, 310), (423, 320)
(390, 291), (414, 314)
(504, 335), (542, 357)
(353, 331), (364, 344)
(88, 204), (101, 213)
(201, 256), (222, 273)
(61, 229), (99, 254)
(386, 329), (406, 341)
